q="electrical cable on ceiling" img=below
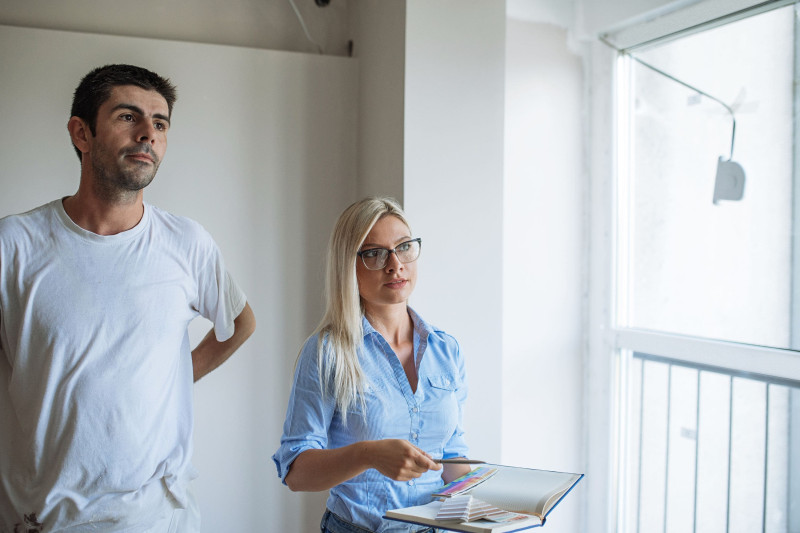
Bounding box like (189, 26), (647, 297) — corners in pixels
(287, 0), (324, 54)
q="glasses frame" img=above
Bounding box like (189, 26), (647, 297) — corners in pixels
(356, 238), (422, 271)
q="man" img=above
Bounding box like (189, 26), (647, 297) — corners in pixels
(0, 64), (256, 532)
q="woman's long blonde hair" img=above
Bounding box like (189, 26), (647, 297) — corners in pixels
(313, 196), (412, 416)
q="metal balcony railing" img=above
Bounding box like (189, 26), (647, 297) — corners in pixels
(624, 353), (800, 533)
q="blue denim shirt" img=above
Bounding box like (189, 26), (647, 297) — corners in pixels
(273, 309), (469, 532)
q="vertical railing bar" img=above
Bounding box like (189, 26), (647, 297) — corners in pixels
(636, 360), (645, 533)
(788, 387), (794, 533)
(726, 375), (734, 533)
(692, 370), (701, 533)
(762, 384), (770, 533)
(663, 364), (672, 533)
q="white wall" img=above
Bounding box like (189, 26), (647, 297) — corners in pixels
(503, 18), (585, 533)
(0, 0), (353, 55)
(507, 0), (683, 39)
(507, 0), (576, 29)
(0, 24), (356, 532)
(350, 1), (406, 200)
(403, 0), (507, 462)
(576, 0), (683, 36)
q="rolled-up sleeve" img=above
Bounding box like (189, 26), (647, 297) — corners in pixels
(272, 335), (335, 483)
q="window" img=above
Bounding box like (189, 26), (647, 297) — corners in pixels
(618, 6), (794, 350)
(608, 2), (800, 532)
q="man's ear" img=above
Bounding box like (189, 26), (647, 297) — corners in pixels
(67, 116), (91, 155)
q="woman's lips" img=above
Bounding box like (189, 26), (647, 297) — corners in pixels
(385, 279), (408, 289)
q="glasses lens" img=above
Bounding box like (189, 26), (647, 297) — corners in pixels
(361, 249), (388, 270)
(396, 240), (421, 263)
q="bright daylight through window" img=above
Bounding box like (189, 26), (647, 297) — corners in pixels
(611, 2), (799, 532)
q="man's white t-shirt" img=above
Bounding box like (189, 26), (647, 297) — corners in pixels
(0, 199), (246, 532)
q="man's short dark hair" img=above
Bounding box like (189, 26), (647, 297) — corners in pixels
(70, 64), (178, 160)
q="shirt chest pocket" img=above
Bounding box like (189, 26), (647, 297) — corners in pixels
(420, 373), (460, 440)
(427, 374), (458, 392)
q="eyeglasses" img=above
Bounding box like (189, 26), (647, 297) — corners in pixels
(357, 238), (422, 270)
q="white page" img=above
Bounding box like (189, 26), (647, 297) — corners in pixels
(471, 466), (580, 515)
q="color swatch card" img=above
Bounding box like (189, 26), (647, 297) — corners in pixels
(436, 495), (532, 524)
(432, 466), (499, 498)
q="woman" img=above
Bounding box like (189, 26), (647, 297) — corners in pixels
(273, 196), (472, 532)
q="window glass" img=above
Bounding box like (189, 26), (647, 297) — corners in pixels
(621, 5), (795, 350)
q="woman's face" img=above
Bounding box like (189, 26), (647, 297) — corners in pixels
(356, 215), (418, 313)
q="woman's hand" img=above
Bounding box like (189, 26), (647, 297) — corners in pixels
(285, 439), (441, 491)
(365, 439), (442, 481)
(442, 461), (472, 484)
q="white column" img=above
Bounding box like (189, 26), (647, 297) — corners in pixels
(403, 0), (506, 460)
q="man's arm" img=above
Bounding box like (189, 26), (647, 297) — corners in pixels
(191, 302), (256, 382)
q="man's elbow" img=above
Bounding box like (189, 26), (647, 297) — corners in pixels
(236, 302), (256, 339)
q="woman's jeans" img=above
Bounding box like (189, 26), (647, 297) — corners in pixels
(320, 509), (438, 533)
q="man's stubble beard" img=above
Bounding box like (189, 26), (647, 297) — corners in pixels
(90, 144), (160, 203)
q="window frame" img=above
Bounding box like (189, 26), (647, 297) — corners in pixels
(585, 3), (800, 532)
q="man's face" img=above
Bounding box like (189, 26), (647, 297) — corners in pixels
(87, 85), (170, 195)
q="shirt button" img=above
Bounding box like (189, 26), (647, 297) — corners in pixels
(408, 480), (415, 486)
(412, 407), (419, 413)
(411, 432), (418, 440)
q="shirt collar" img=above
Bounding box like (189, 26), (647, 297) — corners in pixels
(361, 307), (438, 341)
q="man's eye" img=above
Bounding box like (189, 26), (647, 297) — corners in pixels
(121, 114), (134, 121)
(155, 122), (167, 131)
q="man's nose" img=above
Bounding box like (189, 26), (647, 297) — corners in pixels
(136, 121), (158, 144)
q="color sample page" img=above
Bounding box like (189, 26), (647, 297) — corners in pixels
(433, 466), (499, 497)
(385, 501), (544, 533)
